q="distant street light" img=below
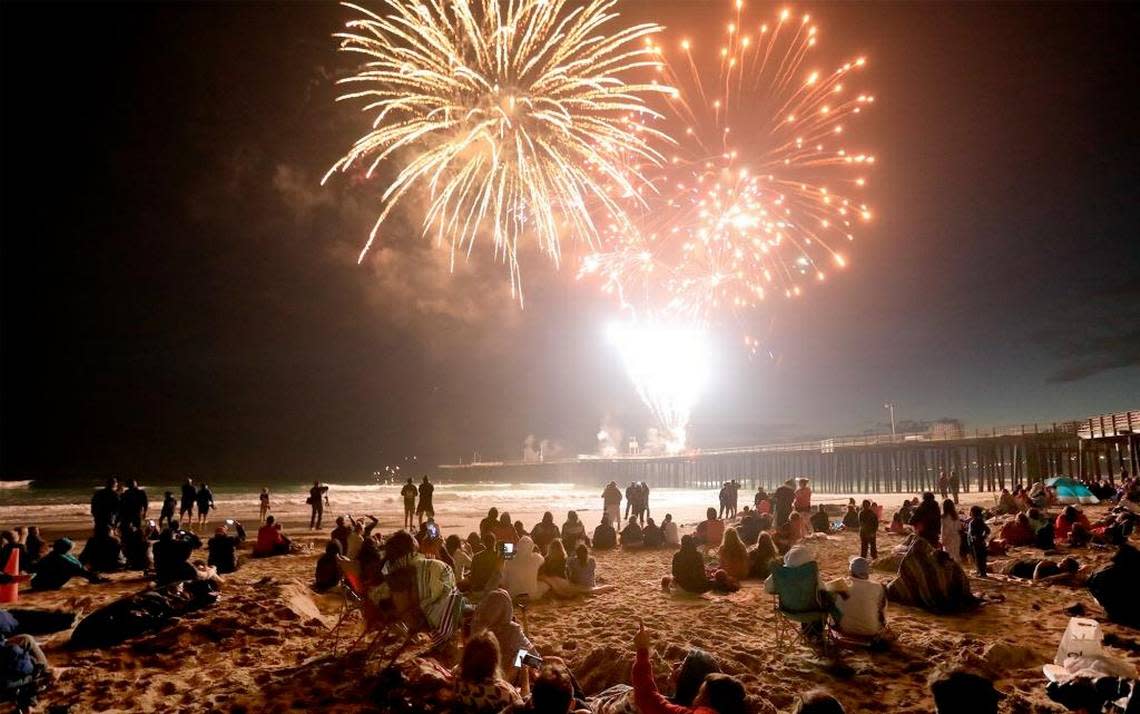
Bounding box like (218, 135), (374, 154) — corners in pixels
(884, 402), (896, 441)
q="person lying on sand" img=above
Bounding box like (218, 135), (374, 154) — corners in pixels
(999, 556), (1080, 582)
(31, 538), (109, 590)
(631, 622), (747, 714)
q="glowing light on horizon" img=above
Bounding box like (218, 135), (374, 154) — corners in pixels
(324, 0), (673, 303)
(607, 320), (712, 453)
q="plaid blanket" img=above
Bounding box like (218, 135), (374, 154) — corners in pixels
(886, 536), (978, 614)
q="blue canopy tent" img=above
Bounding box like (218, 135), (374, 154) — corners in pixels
(1044, 477), (1100, 505)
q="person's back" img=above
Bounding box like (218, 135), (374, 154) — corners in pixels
(207, 526), (243, 574)
(468, 534), (501, 593)
(696, 509), (725, 548)
(929, 668), (1001, 714)
(621, 519), (644, 547)
(643, 520), (664, 548)
(255, 518), (285, 556)
(738, 511), (761, 545)
(809, 509), (830, 534)
(79, 529), (125, 573)
(501, 536), (543, 597)
(567, 552), (596, 588)
(672, 541), (710, 593)
(593, 521), (616, 549)
(313, 540), (343, 591)
(662, 517), (680, 546)
(834, 576), (886, 637)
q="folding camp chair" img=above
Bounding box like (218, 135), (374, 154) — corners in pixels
(770, 561), (833, 657)
(328, 559), (405, 658)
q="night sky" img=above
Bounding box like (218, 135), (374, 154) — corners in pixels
(2, 2), (1138, 482)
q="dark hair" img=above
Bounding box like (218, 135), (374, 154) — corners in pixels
(575, 543), (588, 563)
(265, 516), (275, 525)
(384, 530), (417, 563)
(531, 662), (574, 713)
(482, 531), (497, 548)
(706, 508), (718, 520)
(673, 649), (720, 706)
(701, 673), (746, 714)
(460, 630), (501, 683)
(445, 534), (462, 553)
(942, 500), (958, 519)
(794, 689), (846, 714)
(928, 668), (1000, 714)
(325, 540), (342, 556)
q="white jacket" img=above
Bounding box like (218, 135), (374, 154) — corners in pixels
(662, 520), (680, 546)
(501, 536), (544, 597)
(834, 577), (886, 637)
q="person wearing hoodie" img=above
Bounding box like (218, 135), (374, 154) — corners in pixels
(31, 539), (108, 590)
(531, 512), (561, 553)
(662, 514), (680, 547)
(909, 493), (942, 547)
(501, 535), (547, 599)
(472, 588), (538, 682)
(632, 623), (747, 714)
(592, 516), (617, 550)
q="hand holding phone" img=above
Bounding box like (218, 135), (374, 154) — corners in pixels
(514, 648), (543, 669)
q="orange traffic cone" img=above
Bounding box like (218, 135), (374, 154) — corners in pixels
(0, 547), (19, 603)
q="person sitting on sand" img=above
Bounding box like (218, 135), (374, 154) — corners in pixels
(587, 647), (722, 714)
(1, 611), (52, 710)
(631, 623), (747, 714)
(330, 516), (352, 555)
(480, 508), (500, 539)
(662, 514), (680, 547)
(620, 517), (644, 548)
(379, 557), (464, 653)
(206, 521), (246, 575)
(446, 535), (473, 580)
(539, 539), (582, 597)
(347, 515), (379, 560)
(494, 513), (519, 546)
(754, 487), (770, 512)
(909, 493), (942, 547)
(78, 524), (126, 573)
(809, 506), (831, 534)
(748, 532), (779, 580)
(531, 512), (560, 554)
(453, 630), (524, 713)
(591, 516), (616, 550)
(31, 538), (108, 590)
(774, 512), (805, 554)
(793, 690), (847, 714)
(717, 528), (749, 581)
(153, 523), (203, 585)
(471, 588), (538, 683)
(998, 513), (1035, 547)
(313, 540), (344, 592)
(928, 667), (1002, 714)
(829, 556), (888, 641)
(567, 543), (596, 590)
(121, 522), (154, 572)
(841, 505), (860, 531)
(736, 507), (761, 545)
(462, 532), (502, 595)
(1054, 505), (1091, 544)
(670, 535), (717, 594)
(501, 535), (546, 599)
(695, 509), (725, 549)
(500, 660), (583, 714)
(994, 488), (1018, 515)
(23, 526), (45, 571)
(514, 521), (529, 542)
(561, 511), (588, 550)
(253, 515), (291, 558)
(642, 518), (664, 548)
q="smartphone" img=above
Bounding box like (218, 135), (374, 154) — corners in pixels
(225, 519), (235, 526)
(514, 649), (543, 669)
(499, 542), (516, 559)
(425, 522), (439, 539)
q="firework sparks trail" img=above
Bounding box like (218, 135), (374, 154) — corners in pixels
(582, 1), (875, 335)
(323, 0), (674, 303)
(585, 2), (876, 450)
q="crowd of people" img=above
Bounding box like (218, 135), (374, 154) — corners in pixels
(4, 469), (1139, 713)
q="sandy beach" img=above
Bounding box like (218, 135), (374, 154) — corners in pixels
(4, 487), (1137, 713)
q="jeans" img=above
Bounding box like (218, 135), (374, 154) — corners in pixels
(860, 533), (878, 559)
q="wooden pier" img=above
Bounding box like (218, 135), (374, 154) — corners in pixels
(439, 410), (1139, 494)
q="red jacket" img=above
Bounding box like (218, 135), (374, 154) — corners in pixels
(1054, 512), (1090, 541)
(632, 648), (717, 714)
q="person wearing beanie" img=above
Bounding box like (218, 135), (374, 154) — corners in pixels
(828, 556), (888, 640)
(31, 538), (109, 590)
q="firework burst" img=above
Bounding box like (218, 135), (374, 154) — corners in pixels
(324, 0), (672, 301)
(582, 2), (876, 334)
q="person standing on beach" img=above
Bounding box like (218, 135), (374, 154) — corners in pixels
(179, 478), (197, 523)
(940, 500), (962, 563)
(625, 482), (636, 520)
(858, 499), (879, 559)
(401, 478), (418, 528)
(948, 470), (961, 504)
(417, 475), (435, 526)
(259, 488), (271, 523)
(119, 479), (148, 530)
(938, 471), (949, 501)
(159, 491), (177, 529)
(195, 483), (214, 528)
(90, 477), (120, 531)
(773, 479), (796, 528)
(602, 482), (622, 527)
(308, 481), (329, 529)
(967, 505), (990, 577)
